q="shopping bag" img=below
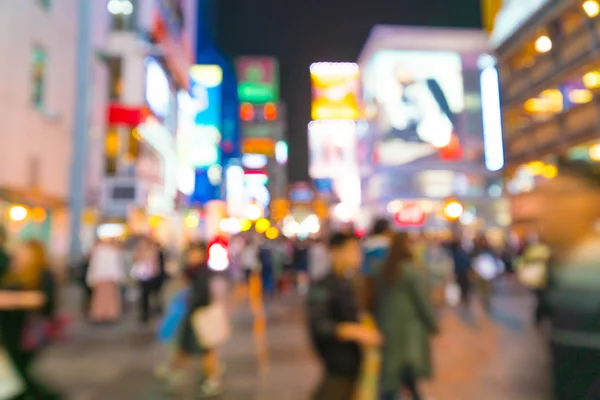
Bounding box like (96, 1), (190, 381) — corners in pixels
(0, 348), (23, 399)
(354, 315), (381, 400)
(191, 302), (231, 348)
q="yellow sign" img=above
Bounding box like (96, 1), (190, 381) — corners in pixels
(242, 138), (275, 157)
(311, 63), (361, 121)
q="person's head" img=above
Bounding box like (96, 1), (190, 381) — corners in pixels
(382, 232), (413, 283)
(5, 240), (48, 289)
(186, 241), (207, 268)
(371, 218), (391, 237)
(328, 232), (362, 275)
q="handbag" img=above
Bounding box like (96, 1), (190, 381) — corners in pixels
(191, 302), (231, 348)
(354, 315), (381, 400)
(0, 348), (23, 399)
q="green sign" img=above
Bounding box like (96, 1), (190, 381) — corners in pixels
(236, 57), (279, 104)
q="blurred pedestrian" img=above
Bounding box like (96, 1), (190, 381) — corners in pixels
(448, 237), (472, 307)
(258, 238), (275, 299)
(87, 239), (124, 323)
(307, 232), (382, 400)
(373, 232), (438, 400)
(362, 218), (392, 277)
(535, 159), (600, 400)
(132, 237), (161, 324)
(293, 239), (310, 295)
(516, 233), (551, 325)
(0, 240), (62, 399)
(471, 234), (498, 311)
(309, 237), (329, 281)
(176, 242), (224, 397)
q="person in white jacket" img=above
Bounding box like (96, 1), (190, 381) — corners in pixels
(87, 239), (125, 322)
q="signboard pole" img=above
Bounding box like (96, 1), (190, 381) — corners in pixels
(69, 0), (92, 263)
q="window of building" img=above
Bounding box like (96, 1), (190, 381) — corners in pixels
(107, 57), (123, 101)
(37, 0), (51, 11)
(108, 0), (136, 31)
(31, 47), (47, 110)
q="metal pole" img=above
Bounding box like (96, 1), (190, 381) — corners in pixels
(69, 0), (92, 263)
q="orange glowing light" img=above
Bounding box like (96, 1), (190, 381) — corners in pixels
(31, 207), (47, 223)
(263, 103), (277, 121)
(240, 103), (254, 121)
(311, 66), (361, 121)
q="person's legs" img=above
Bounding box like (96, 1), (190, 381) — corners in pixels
(139, 282), (151, 323)
(401, 368), (422, 400)
(312, 374), (356, 400)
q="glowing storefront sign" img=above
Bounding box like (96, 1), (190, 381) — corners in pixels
(145, 58), (171, 120)
(242, 138), (275, 157)
(364, 50), (464, 165)
(242, 154), (268, 169)
(185, 65), (222, 168)
(137, 119), (177, 214)
(236, 57), (279, 104)
(479, 56), (505, 172)
(226, 165), (245, 217)
(310, 62), (361, 120)
(275, 141), (288, 165)
(308, 121), (357, 179)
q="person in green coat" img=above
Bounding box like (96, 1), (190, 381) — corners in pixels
(373, 232), (438, 400)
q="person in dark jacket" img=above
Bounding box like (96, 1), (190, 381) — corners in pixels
(307, 232), (382, 400)
(170, 242), (223, 397)
(447, 238), (472, 307)
(0, 240), (61, 399)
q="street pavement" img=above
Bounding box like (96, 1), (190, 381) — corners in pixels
(35, 281), (551, 400)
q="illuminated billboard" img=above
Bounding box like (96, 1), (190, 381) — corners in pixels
(236, 57), (279, 104)
(308, 120), (357, 179)
(242, 138), (275, 157)
(179, 65), (222, 168)
(364, 50), (464, 166)
(310, 63), (361, 120)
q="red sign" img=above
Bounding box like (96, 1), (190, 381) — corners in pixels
(394, 203), (426, 227)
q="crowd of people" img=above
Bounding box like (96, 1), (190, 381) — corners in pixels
(304, 218), (564, 400)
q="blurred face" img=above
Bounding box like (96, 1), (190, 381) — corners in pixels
(187, 248), (206, 266)
(331, 239), (363, 273)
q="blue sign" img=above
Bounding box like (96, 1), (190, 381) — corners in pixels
(313, 178), (333, 195)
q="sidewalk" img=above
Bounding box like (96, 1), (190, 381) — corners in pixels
(36, 282), (551, 400)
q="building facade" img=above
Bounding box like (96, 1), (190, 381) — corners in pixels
(492, 0), (600, 228)
(357, 25), (507, 230)
(0, 0), (78, 259)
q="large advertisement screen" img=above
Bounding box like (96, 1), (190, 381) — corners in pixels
(364, 50), (464, 166)
(311, 63), (360, 120)
(308, 121), (357, 179)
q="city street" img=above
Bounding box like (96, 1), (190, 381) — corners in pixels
(36, 282), (552, 400)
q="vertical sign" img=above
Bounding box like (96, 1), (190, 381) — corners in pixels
(236, 57), (279, 104)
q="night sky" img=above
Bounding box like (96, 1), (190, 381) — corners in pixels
(216, 0), (482, 183)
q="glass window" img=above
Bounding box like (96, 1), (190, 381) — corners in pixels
(31, 47), (47, 110)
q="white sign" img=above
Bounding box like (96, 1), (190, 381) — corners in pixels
(490, 0), (549, 47)
(145, 58), (171, 119)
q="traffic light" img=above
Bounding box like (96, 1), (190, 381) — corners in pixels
(313, 199), (328, 219)
(271, 198), (290, 222)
